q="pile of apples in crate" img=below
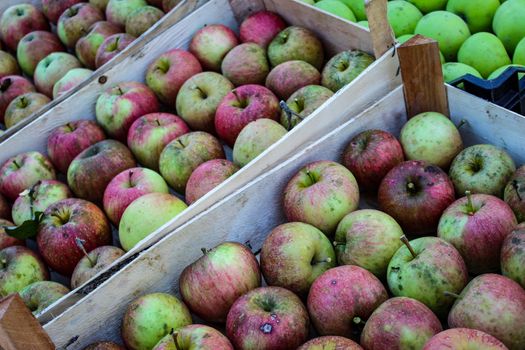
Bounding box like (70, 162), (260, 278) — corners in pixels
(85, 111), (525, 350)
(0, 0), (171, 131)
(0, 9), (375, 321)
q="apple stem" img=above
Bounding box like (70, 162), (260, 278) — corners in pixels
(171, 331), (182, 350)
(333, 241), (345, 247)
(201, 248), (208, 255)
(75, 238), (95, 267)
(12, 160), (20, 169)
(279, 100), (304, 131)
(177, 139), (184, 148)
(465, 190), (475, 215)
(444, 291), (462, 299)
(313, 257), (332, 264)
(117, 86), (124, 95)
(65, 122), (75, 132)
(128, 170), (134, 187)
(400, 235), (417, 259)
(457, 119), (467, 129)
(352, 316), (365, 325)
(305, 170), (316, 184)
(155, 119), (161, 127)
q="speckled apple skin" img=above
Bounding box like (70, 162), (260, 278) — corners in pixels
(423, 328), (509, 350)
(185, 159), (239, 205)
(501, 223), (525, 289)
(152, 325), (233, 350)
(266, 60), (321, 100)
(239, 11), (286, 49)
(298, 336), (363, 350)
(19, 281), (70, 315)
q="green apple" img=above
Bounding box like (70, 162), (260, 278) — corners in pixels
(442, 62), (482, 85)
(493, 0), (525, 54)
(514, 37), (525, 64)
(415, 11), (471, 61)
(458, 32), (511, 78)
(0, 246), (49, 297)
(407, 0), (447, 13)
(321, 50), (375, 92)
(446, 0), (501, 34)
(280, 85), (334, 130)
(487, 64), (525, 79)
(19, 281), (69, 315)
(314, 0), (356, 22)
(339, 0), (367, 21)
(387, 1), (423, 37)
(299, 0), (315, 4)
(357, 20), (368, 29)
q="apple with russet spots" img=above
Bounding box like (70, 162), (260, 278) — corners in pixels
(17, 31), (65, 77)
(76, 21), (121, 69)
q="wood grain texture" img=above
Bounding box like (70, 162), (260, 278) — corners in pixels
(398, 34), (449, 118)
(366, 0), (395, 58)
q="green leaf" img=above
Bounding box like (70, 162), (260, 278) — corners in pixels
(3, 212), (44, 240)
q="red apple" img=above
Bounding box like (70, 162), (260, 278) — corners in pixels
(298, 337), (363, 350)
(153, 325), (233, 350)
(57, 3), (104, 48)
(4, 92), (51, 129)
(423, 328), (508, 350)
(266, 60), (321, 99)
(239, 11), (287, 49)
(95, 33), (135, 69)
(42, 0), (84, 24)
(71, 245), (125, 288)
(76, 21), (121, 69)
(17, 31), (65, 77)
(0, 219), (25, 250)
(221, 43), (270, 86)
(0, 51), (20, 79)
(53, 68), (94, 99)
(0, 4), (49, 51)
(0, 246), (49, 297)
(0, 76), (36, 124)
(125, 5), (164, 38)
(501, 223), (525, 289)
(34, 52), (82, 97)
(189, 24), (239, 71)
(185, 159), (239, 205)
(0, 194), (10, 220)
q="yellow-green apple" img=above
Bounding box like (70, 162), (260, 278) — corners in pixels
(119, 193), (187, 251)
(0, 246), (48, 297)
(0, 219), (25, 249)
(75, 21), (121, 69)
(260, 222), (336, 295)
(423, 328), (509, 350)
(153, 325), (234, 350)
(0, 4), (49, 51)
(0, 76), (35, 123)
(307, 265), (388, 337)
(122, 292), (192, 350)
(19, 281), (70, 315)
(221, 43), (270, 86)
(125, 5), (164, 37)
(342, 129), (404, 192)
(239, 11), (286, 49)
(448, 274), (525, 350)
(90, 0), (111, 12)
(458, 32), (511, 78)
(189, 24), (239, 71)
(407, 0), (447, 13)
(215, 84), (280, 146)
(321, 50), (375, 92)
(387, 1), (422, 37)
(0, 51), (19, 79)
(145, 49), (202, 105)
(314, 0), (356, 22)
(175, 72), (234, 132)
(266, 60), (321, 100)
(34, 52), (82, 97)
(226, 286), (309, 349)
(71, 245), (125, 288)
(378, 161), (455, 235)
(57, 3), (104, 48)
(357, 20), (369, 28)
(361, 297), (442, 350)
(95, 81), (159, 141)
(504, 165), (525, 222)
(493, 0), (525, 54)
(449, 144), (516, 196)
(67, 139), (136, 203)
(387, 236), (468, 318)
(334, 209), (403, 278)
(4, 92), (51, 129)
(17, 31), (65, 77)
(0, 195), (9, 220)
(514, 37), (525, 64)
(84, 341), (125, 350)
(339, 0), (366, 20)
(95, 33), (135, 68)
(268, 26), (324, 69)
(127, 113), (190, 170)
(501, 223), (525, 288)
(12, 180), (72, 226)
(298, 337), (363, 350)
(446, 0), (501, 34)
(232, 118), (287, 167)
(103, 167), (169, 225)
(42, 0), (84, 24)
(283, 160), (359, 235)
(47, 120), (106, 174)
(159, 131), (225, 193)
(185, 159), (239, 205)
(415, 11), (470, 61)
(442, 62), (482, 88)
(106, 0), (148, 27)
(280, 85), (334, 130)
(53, 68), (93, 99)
(488, 64), (525, 79)
(0, 151), (56, 201)
(179, 242), (260, 323)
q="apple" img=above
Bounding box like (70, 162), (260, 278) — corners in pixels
(378, 161), (455, 235)
(501, 223), (525, 289)
(185, 159), (239, 205)
(339, 0), (367, 21)
(0, 219), (24, 250)
(0, 151), (56, 201)
(175, 72), (234, 133)
(119, 193), (187, 251)
(423, 328), (508, 350)
(361, 297), (442, 350)
(0, 246), (48, 297)
(239, 11), (286, 49)
(19, 281), (70, 315)
(280, 85), (334, 130)
(67, 139), (136, 203)
(125, 5), (164, 37)
(268, 26), (324, 69)
(321, 50), (375, 92)
(42, 0), (84, 24)
(266, 60), (321, 100)
(153, 325), (233, 350)
(189, 24), (239, 71)
(71, 245), (125, 288)
(387, 1), (423, 37)
(0, 195), (9, 220)
(448, 274), (525, 350)
(34, 52), (82, 98)
(504, 165), (525, 222)
(0, 4), (49, 51)
(90, 0), (111, 12)
(121, 292), (192, 350)
(298, 337), (363, 350)
(95, 81), (159, 141)
(307, 265), (388, 337)
(283, 160), (359, 235)
(57, 3), (104, 48)
(446, 0), (501, 34)
(407, 0), (447, 13)
(127, 113), (190, 170)
(215, 84), (280, 146)
(0, 76), (35, 123)
(158, 131), (225, 193)
(415, 11), (471, 61)
(17, 31), (65, 77)
(261, 222), (336, 295)
(442, 62), (482, 88)
(458, 32), (512, 78)
(106, 0), (148, 27)
(145, 49), (202, 105)
(334, 209), (403, 278)
(221, 43), (270, 86)
(53, 68), (94, 99)
(449, 144), (516, 196)
(76, 21), (121, 69)
(227, 286), (309, 349)
(0, 51), (20, 79)
(493, 0), (525, 54)
(179, 241), (260, 323)
(84, 342), (125, 350)
(47, 120), (106, 174)
(103, 167), (169, 225)
(232, 118), (287, 167)
(12, 180), (72, 226)
(488, 64), (525, 79)
(514, 37), (525, 64)
(4, 92), (51, 129)
(314, 0), (356, 22)
(95, 33), (136, 68)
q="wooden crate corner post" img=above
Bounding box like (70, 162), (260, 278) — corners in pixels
(365, 0), (396, 58)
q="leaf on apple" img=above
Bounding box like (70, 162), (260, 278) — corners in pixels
(3, 211), (44, 239)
